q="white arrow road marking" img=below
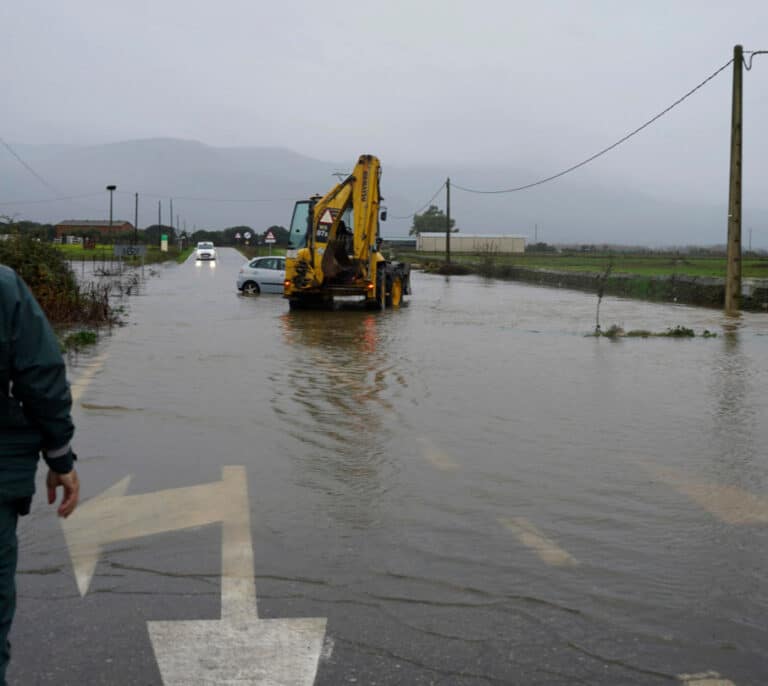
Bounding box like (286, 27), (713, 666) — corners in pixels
(62, 466), (327, 685)
(69, 352), (108, 404)
(499, 517), (578, 567)
(678, 671), (736, 685)
(652, 468), (768, 525)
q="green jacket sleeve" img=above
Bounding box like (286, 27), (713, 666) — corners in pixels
(8, 269), (75, 471)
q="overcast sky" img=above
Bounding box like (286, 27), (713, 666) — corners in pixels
(2, 1), (767, 208)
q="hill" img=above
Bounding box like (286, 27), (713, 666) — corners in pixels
(2, 138), (765, 247)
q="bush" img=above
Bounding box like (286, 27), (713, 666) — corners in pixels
(0, 236), (113, 325)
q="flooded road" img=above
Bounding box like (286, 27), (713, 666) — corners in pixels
(12, 247), (768, 685)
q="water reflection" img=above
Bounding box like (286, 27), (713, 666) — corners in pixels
(709, 320), (760, 490)
(272, 311), (403, 527)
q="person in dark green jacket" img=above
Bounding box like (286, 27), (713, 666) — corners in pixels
(0, 265), (80, 684)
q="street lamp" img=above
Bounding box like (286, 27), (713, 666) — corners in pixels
(106, 185), (117, 228)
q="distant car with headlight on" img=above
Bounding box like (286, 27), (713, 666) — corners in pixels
(196, 242), (216, 260)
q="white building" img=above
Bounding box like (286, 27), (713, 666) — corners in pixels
(416, 233), (526, 254)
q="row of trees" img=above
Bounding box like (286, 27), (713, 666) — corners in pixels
(181, 225), (290, 246)
(0, 217), (292, 247)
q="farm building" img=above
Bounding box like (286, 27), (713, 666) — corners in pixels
(416, 233), (526, 254)
(55, 220), (134, 240)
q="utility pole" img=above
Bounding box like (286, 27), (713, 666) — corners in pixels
(725, 44), (743, 314)
(535, 223), (538, 243)
(169, 199), (174, 235)
(445, 177), (451, 264)
(158, 200), (162, 243)
(106, 185), (116, 227)
(134, 192), (139, 245)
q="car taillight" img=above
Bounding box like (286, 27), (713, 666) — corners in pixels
(283, 280), (291, 288)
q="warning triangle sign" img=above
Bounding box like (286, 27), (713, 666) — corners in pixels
(320, 209), (334, 224)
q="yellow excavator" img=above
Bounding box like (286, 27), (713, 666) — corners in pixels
(283, 154), (410, 310)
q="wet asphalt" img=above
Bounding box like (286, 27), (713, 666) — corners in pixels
(8, 247), (768, 685)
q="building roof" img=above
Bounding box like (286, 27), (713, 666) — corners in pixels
(56, 220), (133, 226)
(419, 233), (527, 239)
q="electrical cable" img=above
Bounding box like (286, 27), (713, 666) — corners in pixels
(115, 190), (297, 203)
(452, 58), (734, 195)
(745, 50), (768, 71)
(0, 191), (104, 206)
(0, 136), (61, 194)
(390, 181), (446, 220)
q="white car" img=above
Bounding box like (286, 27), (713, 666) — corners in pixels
(196, 242), (216, 260)
(237, 256), (286, 295)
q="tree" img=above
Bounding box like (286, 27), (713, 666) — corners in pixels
(525, 242), (557, 254)
(144, 224), (176, 244)
(409, 205), (457, 236)
(191, 229), (220, 244)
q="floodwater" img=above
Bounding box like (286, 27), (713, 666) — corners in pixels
(13, 247), (768, 685)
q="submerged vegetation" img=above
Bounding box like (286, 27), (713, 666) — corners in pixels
(0, 235), (117, 327)
(592, 324), (716, 339)
(61, 329), (99, 351)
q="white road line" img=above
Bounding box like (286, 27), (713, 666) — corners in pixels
(678, 670), (736, 685)
(652, 468), (768, 525)
(220, 466), (257, 620)
(69, 352), (108, 404)
(499, 517), (578, 567)
(418, 436), (460, 471)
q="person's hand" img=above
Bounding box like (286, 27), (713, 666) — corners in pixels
(46, 468), (80, 518)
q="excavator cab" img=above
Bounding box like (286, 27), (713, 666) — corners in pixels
(287, 200), (311, 251)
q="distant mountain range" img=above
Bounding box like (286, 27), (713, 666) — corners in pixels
(2, 138), (765, 247)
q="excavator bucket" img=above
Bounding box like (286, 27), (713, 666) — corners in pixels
(320, 240), (355, 282)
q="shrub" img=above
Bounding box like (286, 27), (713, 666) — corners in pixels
(0, 236), (114, 325)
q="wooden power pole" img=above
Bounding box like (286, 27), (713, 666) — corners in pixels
(725, 44), (743, 314)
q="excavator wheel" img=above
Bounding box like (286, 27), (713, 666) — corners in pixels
(386, 276), (403, 307)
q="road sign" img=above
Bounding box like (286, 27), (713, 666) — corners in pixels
(244, 231), (252, 240)
(113, 244), (147, 257)
(235, 232), (242, 240)
(61, 466), (327, 684)
(264, 231), (276, 244)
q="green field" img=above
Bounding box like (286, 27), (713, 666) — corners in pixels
(394, 250), (768, 279)
(55, 243), (187, 265)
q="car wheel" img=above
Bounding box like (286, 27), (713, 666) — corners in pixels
(242, 281), (260, 296)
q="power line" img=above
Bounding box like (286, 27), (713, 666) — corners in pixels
(390, 181), (446, 220)
(0, 136), (60, 194)
(0, 191), (103, 206)
(452, 58), (734, 195)
(116, 190), (296, 203)
(744, 49), (768, 71)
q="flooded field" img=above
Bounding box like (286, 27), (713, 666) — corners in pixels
(12, 247), (768, 685)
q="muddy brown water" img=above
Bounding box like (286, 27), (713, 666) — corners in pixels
(13, 247), (768, 685)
